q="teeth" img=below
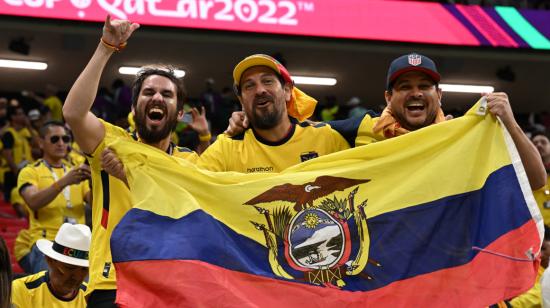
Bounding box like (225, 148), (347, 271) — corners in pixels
(149, 108), (164, 115)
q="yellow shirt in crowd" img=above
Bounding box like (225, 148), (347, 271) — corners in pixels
(17, 159), (89, 244)
(11, 271), (87, 308)
(43, 96), (63, 122)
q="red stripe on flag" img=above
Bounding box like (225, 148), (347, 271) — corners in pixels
(115, 220), (540, 307)
(101, 208), (108, 228)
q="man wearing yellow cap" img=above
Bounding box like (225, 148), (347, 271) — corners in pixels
(196, 54), (349, 172)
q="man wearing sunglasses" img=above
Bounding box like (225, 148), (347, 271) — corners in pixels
(17, 121), (91, 274)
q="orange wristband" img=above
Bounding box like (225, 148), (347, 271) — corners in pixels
(100, 38), (127, 52)
(52, 181), (61, 191)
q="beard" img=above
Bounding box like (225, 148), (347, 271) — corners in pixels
(134, 109), (178, 144)
(247, 94), (285, 130)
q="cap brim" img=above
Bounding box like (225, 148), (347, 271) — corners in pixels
(36, 239), (89, 268)
(233, 56), (281, 86)
(389, 67), (441, 88)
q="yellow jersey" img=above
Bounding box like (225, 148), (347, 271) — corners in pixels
(86, 120), (197, 292)
(17, 159), (89, 244)
(2, 126), (33, 166)
(11, 271), (87, 308)
(43, 96), (63, 122)
(197, 120), (349, 172)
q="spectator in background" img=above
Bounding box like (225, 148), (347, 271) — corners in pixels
(25, 85), (64, 121)
(346, 97), (369, 119)
(200, 78), (222, 120)
(0, 237), (12, 308)
(17, 121), (91, 273)
(533, 131), (550, 225)
(11, 223), (90, 308)
(28, 109), (44, 161)
(320, 95), (340, 121)
(1, 104), (38, 201)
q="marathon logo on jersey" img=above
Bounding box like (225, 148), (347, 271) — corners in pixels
(300, 151), (319, 162)
(408, 54), (422, 66)
(246, 166), (275, 173)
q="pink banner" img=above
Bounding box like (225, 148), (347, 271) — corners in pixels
(0, 0), (479, 46)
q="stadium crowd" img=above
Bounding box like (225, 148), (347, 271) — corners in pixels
(0, 11), (549, 308)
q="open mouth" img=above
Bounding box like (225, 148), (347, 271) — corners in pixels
(146, 106), (166, 123)
(406, 102), (425, 112)
(254, 96), (273, 108)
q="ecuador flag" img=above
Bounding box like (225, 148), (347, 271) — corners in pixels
(110, 101), (543, 307)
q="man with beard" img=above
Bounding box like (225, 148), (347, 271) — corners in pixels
(11, 223), (91, 308)
(196, 54), (350, 172)
(225, 53), (545, 190)
(62, 15), (210, 307)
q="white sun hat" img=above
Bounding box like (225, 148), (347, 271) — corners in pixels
(36, 223), (91, 267)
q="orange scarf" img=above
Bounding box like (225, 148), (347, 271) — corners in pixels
(372, 106), (446, 138)
(287, 87), (317, 122)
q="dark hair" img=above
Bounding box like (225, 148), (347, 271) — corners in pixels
(234, 67), (287, 96)
(532, 130), (549, 141)
(0, 238), (12, 308)
(6, 105), (23, 121)
(131, 66), (186, 112)
(39, 120), (68, 138)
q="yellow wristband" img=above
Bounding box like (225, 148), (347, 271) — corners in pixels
(198, 133), (212, 142)
(100, 38), (127, 52)
(52, 181), (61, 191)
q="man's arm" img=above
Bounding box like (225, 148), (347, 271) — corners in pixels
(63, 15), (139, 154)
(487, 92), (546, 190)
(188, 107), (211, 154)
(20, 166), (91, 211)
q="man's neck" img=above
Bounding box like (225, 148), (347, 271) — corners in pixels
(43, 155), (63, 168)
(253, 117), (292, 143)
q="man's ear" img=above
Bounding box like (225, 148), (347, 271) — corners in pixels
(177, 108), (184, 121)
(384, 90), (392, 106)
(38, 137), (45, 150)
(284, 82), (292, 103)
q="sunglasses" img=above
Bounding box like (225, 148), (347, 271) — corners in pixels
(49, 135), (71, 144)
